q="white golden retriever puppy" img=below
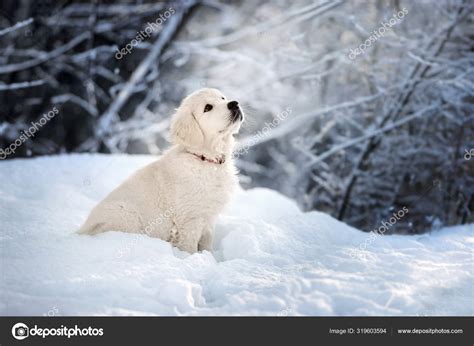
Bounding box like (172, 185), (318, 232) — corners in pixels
(78, 88), (244, 253)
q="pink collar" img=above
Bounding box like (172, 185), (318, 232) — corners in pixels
(189, 152), (225, 164)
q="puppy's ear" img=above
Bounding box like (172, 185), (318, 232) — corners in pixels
(170, 105), (203, 148)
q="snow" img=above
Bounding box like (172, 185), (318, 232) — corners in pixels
(0, 154), (472, 316)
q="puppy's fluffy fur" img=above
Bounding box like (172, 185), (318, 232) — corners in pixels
(78, 88), (243, 253)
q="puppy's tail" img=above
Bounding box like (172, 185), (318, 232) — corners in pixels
(77, 222), (106, 235)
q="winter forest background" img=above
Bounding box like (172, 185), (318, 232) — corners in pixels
(0, 0), (473, 235)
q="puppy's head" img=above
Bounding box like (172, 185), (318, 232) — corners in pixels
(170, 88), (244, 151)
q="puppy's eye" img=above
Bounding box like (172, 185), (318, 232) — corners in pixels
(204, 104), (213, 112)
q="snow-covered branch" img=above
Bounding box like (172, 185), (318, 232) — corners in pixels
(96, 0), (198, 145)
(0, 18), (33, 37)
(0, 80), (45, 91)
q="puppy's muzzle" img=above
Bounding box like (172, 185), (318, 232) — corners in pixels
(228, 101), (243, 123)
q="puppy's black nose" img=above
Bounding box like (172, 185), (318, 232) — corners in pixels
(227, 101), (239, 110)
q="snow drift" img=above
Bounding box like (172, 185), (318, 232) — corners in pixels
(0, 154), (472, 316)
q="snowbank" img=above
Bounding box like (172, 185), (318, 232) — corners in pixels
(0, 154), (472, 316)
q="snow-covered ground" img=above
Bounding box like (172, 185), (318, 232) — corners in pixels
(0, 154), (472, 316)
